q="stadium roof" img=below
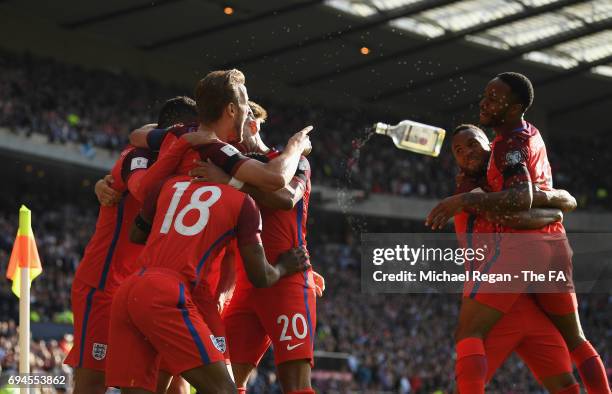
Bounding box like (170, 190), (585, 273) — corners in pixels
(2, 0), (611, 132)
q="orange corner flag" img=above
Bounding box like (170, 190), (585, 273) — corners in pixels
(6, 205), (42, 297)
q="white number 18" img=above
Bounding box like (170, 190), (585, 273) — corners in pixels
(160, 181), (221, 236)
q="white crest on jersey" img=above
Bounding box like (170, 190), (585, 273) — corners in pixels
(505, 150), (522, 167)
(210, 335), (227, 353)
(130, 157), (149, 170)
(221, 144), (239, 157)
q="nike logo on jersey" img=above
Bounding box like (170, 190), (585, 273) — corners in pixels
(287, 342), (304, 351)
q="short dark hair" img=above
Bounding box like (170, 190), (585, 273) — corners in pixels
(248, 101), (268, 122)
(157, 96), (197, 128)
(194, 69), (245, 124)
(453, 123), (486, 137)
(496, 72), (534, 112)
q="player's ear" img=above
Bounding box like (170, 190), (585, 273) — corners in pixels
(249, 120), (258, 135)
(226, 102), (236, 119)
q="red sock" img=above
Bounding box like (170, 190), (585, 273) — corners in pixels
(571, 341), (611, 394)
(455, 338), (487, 394)
(238, 388), (247, 394)
(287, 390), (315, 394)
(556, 384), (581, 394)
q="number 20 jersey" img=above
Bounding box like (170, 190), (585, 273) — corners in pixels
(137, 175), (262, 285)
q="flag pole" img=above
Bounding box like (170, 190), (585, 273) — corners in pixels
(19, 263), (30, 394)
(18, 206), (31, 394)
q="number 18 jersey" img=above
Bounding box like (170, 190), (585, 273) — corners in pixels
(137, 175), (262, 285)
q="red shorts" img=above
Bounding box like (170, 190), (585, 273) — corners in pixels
(64, 278), (113, 371)
(223, 271), (316, 367)
(484, 295), (572, 382)
(465, 236), (576, 315)
(105, 269), (225, 392)
(159, 284), (229, 374)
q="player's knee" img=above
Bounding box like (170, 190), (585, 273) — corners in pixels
(73, 369), (106, 394)
(277, 359), (311, 392)
(541, 372), (577, 393)
(454, 325), (484, 342)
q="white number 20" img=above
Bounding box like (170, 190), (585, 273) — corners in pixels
(160, 181), (221, 236)
(277, 313), (308, 341)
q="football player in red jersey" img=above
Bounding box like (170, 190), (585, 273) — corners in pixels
(427, 73), (609, 393)
(190, 100), (318, 394)
(65, 97), (198, 394)
(105, 76), (312, 392)
(105, 156), (310, 394)
(451, 124), (579, 392)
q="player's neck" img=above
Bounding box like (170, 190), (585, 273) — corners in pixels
(244, 136), (270, 154)
(197, 123), (222, 140)
(494, 118), (525, 135)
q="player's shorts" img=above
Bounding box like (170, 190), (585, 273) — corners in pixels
(159, 284), (229, 374)
(223, 271), (316, 367)
(465, 235), (575, 314)
(64, 278), (113, 371)
(105, 268), (225, 392)
(485, 295), (573, 382)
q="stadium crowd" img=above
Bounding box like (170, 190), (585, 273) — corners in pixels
(0, 202), (610, 392)
(0, 49), (609, 210)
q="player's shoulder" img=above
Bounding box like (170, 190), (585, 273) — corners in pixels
(167, 122), (198, 137)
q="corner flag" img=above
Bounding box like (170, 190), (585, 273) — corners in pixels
(6, 205), (42, 297)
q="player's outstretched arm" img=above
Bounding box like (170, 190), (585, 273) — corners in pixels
(239, 244), (309, 288)
(532, 187), (577, 212)
(190, 159), (306, 210)
(234, 126), (313, 192)
(484, 208), (563, 230)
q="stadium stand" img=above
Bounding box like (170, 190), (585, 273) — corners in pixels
(0, 49), (609, 211)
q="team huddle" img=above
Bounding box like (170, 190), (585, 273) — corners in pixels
(62, 68), (610, 393)
(65, 70), (320, 394)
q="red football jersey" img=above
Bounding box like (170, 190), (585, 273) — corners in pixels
(234, 151), (313, 289)
(137, 175), (262, 284)
(74, 146), (155, 291)
(487, 121), (564, 234)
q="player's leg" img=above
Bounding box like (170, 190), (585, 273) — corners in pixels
(546, 309), (610, 394)
(73, 369), (106, 394)
(121, 389), (154, 394)
(515, 297), (579, 394)
(130, 276), (233, 393)
(537, 239), (610, 393)
(276, 360), (313, 393)
(181, 362), (235, 394)
(106, 277), (161, 392)
(454, 296), (509, 394)
(155, 370), (172, 394)
(223, 286), (270, 391)
(65, 279), (113, 394)
(482, 298), (527, 383)
(254, 276), (317, 393)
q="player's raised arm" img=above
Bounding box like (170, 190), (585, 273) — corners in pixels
(235, 195), (310, 287)
(234, 126), (312, 192)
(190, 155), (310, 210)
